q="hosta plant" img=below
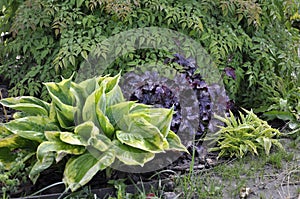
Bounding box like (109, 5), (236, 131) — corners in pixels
(0, 73), (187, 192)
(206, 109), (284, 159)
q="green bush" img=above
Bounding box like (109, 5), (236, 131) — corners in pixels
(0, 73), (187, 192)
(1, 0), (299, 113)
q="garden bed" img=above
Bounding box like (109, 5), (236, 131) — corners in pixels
(6, 138), (299, 199)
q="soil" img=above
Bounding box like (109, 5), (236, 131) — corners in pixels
(220, 139), (300, 199)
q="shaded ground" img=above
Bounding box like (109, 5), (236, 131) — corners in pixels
(220, 139), (299, 199)
(172, 138), (300, 199)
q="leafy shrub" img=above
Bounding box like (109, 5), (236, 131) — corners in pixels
(258, 77), (300, 140)
(1, 0), (299, 115)
(206, 109), (284, 159)
(0, 73), (187, 192)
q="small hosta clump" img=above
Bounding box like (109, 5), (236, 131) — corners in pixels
(207, 109), (284, 159)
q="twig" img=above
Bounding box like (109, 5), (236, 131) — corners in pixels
(172, 164), (206, 171)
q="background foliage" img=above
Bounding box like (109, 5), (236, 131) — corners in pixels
(0, 0), (299, 115)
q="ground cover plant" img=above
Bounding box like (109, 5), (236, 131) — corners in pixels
(0, 73), (187, 195)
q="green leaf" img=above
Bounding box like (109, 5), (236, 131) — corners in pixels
(102, 73), (125, 107)
(82, 85), (104, 126)
(29, 152), (55, 184)
(166, 130), (188, 153)
(59, 131), (86, 146)
(264, 110), (294, 121)
(63, 151), (115, 192)
(36, 141), (85, 163)
(69, 55), (76, 66)
(0, 96), (50, 116)
(44, 75), (77, 128)
(81, 50), (88, 60)
(113, 140), (154, 166)
(74, 121), (100, 144)
(3, 116), (60, 142)
(106, 101), (135, 127)
(116, 117), (167, 153)
(88, 134), (112, 152)
(263, 137), (272, 155)
(141, 107), (174, 138)
(0, 134), (38, 150)
(76, 0), (84, 7)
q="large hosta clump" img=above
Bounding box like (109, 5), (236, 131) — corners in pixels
(0, 73), (187, 192)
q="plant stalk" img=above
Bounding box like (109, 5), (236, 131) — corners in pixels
(0, 89), (8, 122)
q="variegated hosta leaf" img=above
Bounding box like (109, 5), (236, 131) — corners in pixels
(97, 74), (124, 136)
(59, 132), (86, 146)
(97, 73), (125, 108)
(82, 85), (104, 125)
(105, 85), (124, 108)
(72, 121), (112, 151)
(74, 121), (100, 144)
(36, 140), (86, 163)
(0, 132), (37, 169)
(81, 81), (115, 138)
(0, 96), (50, 116)
(3, 116), (60, 142)
(0, 134), (38, 150)
(63, 151), (115, 192)
(54, 104), (76, 130)
(99, 72), (121, 93)
(166, 130), (189, 153)
(44, 75), (74, 106)
(45, 131), (86, 147)
(132, 107), (174, 138)
(95, 85), (114, 138)
(44, 76), (77, 129)
(69, 78), (99, 124)
(106, 101), (136, 128)
(45, 131), (62, 142)
(88, 134), (113, 152)
(0, 147), (34, 170)
(73, 77), (100, 99)
(116, 117), (168, 153)
(29, 152), (55, 184)
(113, 140), (154, 166)
(96, 107), (115, 138)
